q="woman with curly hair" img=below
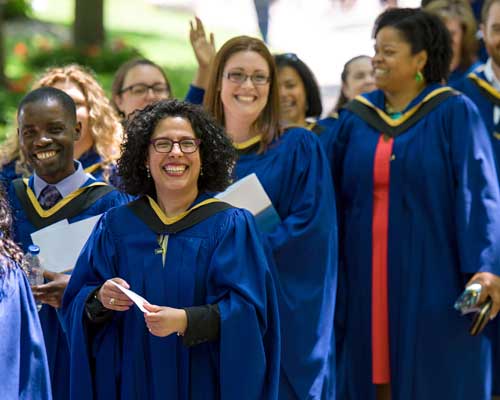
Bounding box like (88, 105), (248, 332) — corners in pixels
(323, 8), (500, 400)
(61, 99), (280, 400)
(0, 64), (123, 187)
(204, 36), (337, 400)
(0, 184), (51, 400)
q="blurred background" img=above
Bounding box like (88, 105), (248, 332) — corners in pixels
(0, 0), (420, 140)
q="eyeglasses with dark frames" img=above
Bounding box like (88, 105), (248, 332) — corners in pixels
(119, 83), (170, 97)
(149, 138), (201, 154)
(225, 71), (270, 86)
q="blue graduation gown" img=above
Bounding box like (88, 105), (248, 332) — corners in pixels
(0, 160), (18, 191)
(317, 114), (340, 166)
(453, 68), (500, 395)
(234, 128), (338, 399)
(184, 84), (205, 105)
(79, 149), (122, 187)
(448, 61), (482, 86)
(326, 84), (500, 400)
(0, 262), (51, 400)
(60, 196), (280, 400)
(8, 176), (130, 400)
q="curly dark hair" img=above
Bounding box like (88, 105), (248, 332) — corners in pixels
(274, 53), (323, 118)
(118, 99), (236, 196)
(0, 185), (23, 266)
(373, 8), (452, 83)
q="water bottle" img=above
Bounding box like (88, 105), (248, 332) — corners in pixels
(23, 244), (44, 312)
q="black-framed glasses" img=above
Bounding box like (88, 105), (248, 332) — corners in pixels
(149, 138), (201, 154)
(225, 71), (270, 86)
(119, 83), (170, 97)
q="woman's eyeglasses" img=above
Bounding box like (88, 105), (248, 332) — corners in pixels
(149, 138), (201, 154)
(225, 71), (270, 86)
(120, 83), (170, 97)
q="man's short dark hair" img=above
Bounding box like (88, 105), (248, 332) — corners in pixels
(18, 87), (77, 123)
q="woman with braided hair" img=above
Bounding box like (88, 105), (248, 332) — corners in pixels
(0, 184), (51, 399)
(323, 7), (500, 400)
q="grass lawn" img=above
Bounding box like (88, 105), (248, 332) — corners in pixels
(0, 0), (235, 142)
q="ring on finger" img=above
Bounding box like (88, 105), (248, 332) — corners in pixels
(109, 297), (115, 305)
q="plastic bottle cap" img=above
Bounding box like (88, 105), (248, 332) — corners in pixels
(28, 244), (40, 255)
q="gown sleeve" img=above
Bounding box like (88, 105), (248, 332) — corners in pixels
(261, 130), (337, 398)
(450, 95), (500, 276)
(0, 263), (51, 400)
(206, 208), (280, 400)
(184, 84), (205, 105)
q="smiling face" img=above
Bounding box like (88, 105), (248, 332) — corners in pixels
(373, 26), (427, 94)
(18, 99), (81, 184)
(51, 80), (92, 157)
(115, 64), (170, 118)
(342, 57), (376, 100)
(278, 65), (307, 125)
(220, 50), (271, 127)
(147, 116), (201, 201)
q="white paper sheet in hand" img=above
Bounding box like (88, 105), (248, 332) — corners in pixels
(109, 280), (148, 312)
(30, 214), (102, 273)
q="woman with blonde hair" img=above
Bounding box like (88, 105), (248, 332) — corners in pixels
(0, 64), (123, 188)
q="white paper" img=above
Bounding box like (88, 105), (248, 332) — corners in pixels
(109, 280), (148, 312)
(31, 214), (102, 273)
(215, 173), (272, 215)
(38, 219), (69, 232)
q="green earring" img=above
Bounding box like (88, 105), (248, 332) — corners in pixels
(415, 71), (423, 82)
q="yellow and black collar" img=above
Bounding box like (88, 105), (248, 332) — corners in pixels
(84, 162), (104, 175)
(305, 121), (327, 136)
(345, 87), (458, 137)
(467, 72), (500, 107)
(12, 178), (114, 229)
(127, 196), (233, 234)
(233, 135), (262, 155)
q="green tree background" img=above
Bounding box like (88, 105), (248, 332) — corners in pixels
(0, 0), (237, 142)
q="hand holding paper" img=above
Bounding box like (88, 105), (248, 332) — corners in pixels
(96, 278), (133, 312)
(109, 280), (148, 312)
(143, 303), (188, 337)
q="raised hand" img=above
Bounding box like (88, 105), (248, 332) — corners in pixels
(190, 16), (215, 69)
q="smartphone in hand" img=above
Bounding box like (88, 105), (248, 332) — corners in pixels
(454, 283), (492, 336)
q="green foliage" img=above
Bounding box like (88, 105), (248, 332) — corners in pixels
(5, 0), (32, 20)
(0, 89), (22, 142)
(27, 42), (143, 73)
(0, 0), (209, 143)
